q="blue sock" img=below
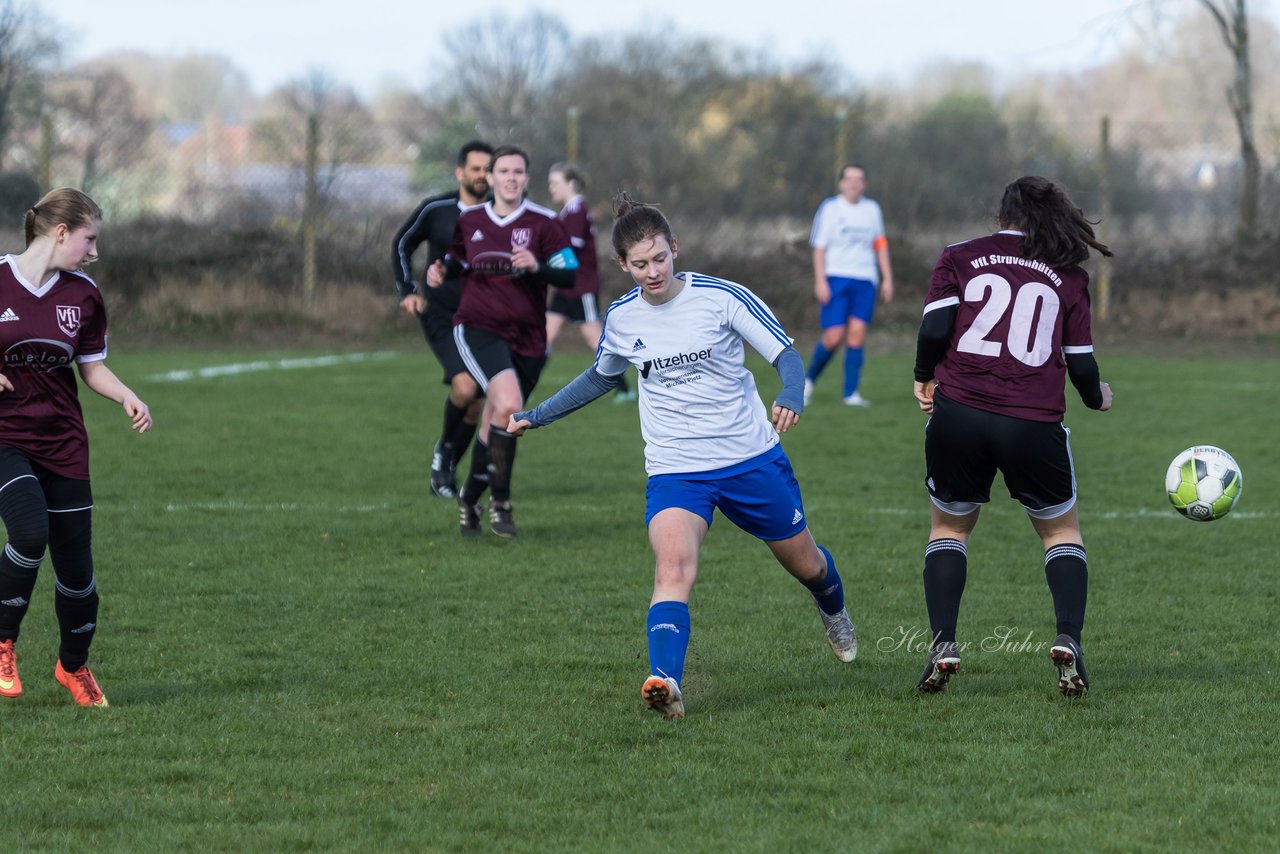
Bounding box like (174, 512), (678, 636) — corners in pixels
(807, 342), (834, 382)
(843, 347), (864, 397)
(802, 545), (844, 615)
(646, 601), (691, 685)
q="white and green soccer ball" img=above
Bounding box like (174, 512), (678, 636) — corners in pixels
(1165, 446), (1243, 522)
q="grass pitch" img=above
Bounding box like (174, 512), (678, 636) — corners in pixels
(2, 345), (1276, 851)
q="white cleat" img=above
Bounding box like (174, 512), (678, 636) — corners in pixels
(842, 392), (870, 407)
(817, 606), (858, 662)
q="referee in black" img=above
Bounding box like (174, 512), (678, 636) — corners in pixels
(392, 140), (492, 498)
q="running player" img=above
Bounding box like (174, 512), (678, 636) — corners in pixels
(0, 188), (153, 707)
(913, 175), (1113, 698)
(392, 140), (492, 498)
(508, 193), (857, 719)
(426, 144), (577, 539)
(544, 162), (634, 403)
(804, 164), (894, 407)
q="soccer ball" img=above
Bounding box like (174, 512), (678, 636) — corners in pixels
(1165, 446), (1243, 522)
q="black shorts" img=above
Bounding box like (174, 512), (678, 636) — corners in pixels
(0, 447), (93, 511)
(453, 325), (546, 401)
(547, 292), (600, 325)
(419, 308), (469, 385)
(924, 391), (1076, 519)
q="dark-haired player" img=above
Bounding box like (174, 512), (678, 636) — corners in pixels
(392, 140), (493, 499)
(0, 188), (153, 707)
(913, 175), (1113, 698)
(426, 144), (577, 538)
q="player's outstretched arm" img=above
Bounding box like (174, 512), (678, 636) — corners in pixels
(507, 366), (621, 435)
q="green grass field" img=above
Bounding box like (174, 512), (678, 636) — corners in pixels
(3, 345), (1276, 851)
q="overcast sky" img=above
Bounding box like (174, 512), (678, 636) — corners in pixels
(36, 0), (1279, 96)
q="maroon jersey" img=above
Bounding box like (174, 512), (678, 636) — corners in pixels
(0, 256), (108, 478)
(923, 231), (1094, 422)
(556, 194), (599, 298)
(448, 200), (574, 357)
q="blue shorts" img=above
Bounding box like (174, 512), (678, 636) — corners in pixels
(820, 276), (877, 329)
(644, 447), (807, 541)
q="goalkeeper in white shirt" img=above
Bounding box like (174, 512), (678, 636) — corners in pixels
(509, 194), (857, 719)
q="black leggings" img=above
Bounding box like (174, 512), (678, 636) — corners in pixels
(0, 448), (98, 670)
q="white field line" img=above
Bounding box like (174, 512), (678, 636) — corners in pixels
(147, 501), (1273, 521)
(157, 501), (391, 514)
(864, 506), (1271, 521)
(147, 351), (400, 382)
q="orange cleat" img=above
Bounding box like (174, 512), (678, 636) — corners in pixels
(641, 674), (684, 719)
(0, 639), (21, 697)
(55, 660), (109, 707)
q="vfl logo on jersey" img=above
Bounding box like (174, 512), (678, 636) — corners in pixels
(632, 338), (646, 352)
(0, 308), (18, 322)
(56, 305), (81, 336)
(510, 228), (532, 249)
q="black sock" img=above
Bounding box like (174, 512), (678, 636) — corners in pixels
(460, 438), (490, 506)
(923, 538), (967, 646)
(616, 372), (630, 393)
(449, 420), (478, 468)
(49, 506), (97, 671)
(486, 427), (518, 503)
(1045, 544), (1087, 643)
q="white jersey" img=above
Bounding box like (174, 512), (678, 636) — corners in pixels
(809, 195), (885, 281)
(596, 272), (793, 476)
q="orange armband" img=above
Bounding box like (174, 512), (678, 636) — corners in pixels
(873, 235), (889, 251)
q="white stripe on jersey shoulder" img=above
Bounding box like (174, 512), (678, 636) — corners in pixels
(523, 201), (558, 219)
(682, 272), (789, 343)
(923, 295), (960, 314)
(64, 269), (100, 290)
(459, 200), (486, 213)
(944, 236), (984, 249)
(1061, 344), (1095, 354)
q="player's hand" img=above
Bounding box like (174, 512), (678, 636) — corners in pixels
(507, 415), (532, 436)
(510, 248), (539, 275)
(914, 379), (936, 413)
(0, 373), (11, 393)
(814, 279), (831, 306)
(400, 293), (425, 316)
(771, 403), (799, 433)
(124, 395), (152, 433)
(1098, 381), (1113, 411)
(880, 278), (895, 304)
(425, 260), (446, 288)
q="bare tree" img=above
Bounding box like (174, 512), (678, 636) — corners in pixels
(253, 71), (378, 199)
(1198, 0), (1259, 240)
(48, 67), (154, 192)
(437, 11), (570, 143)
(0, 1), (57, 169)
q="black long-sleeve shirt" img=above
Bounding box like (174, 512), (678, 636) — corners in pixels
(391, 190), (466, 317)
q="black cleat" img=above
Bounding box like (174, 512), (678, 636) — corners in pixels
(487, 499), (517, 538)
(1050, 634), (1089, 697)
(429, 440), (457, 498)
(458, 498), (483, 538)
(918, 641), (961, 693)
